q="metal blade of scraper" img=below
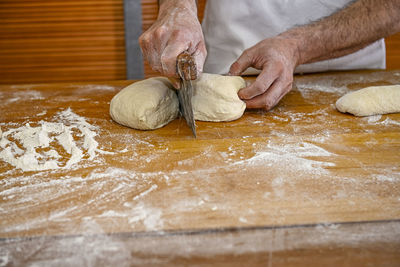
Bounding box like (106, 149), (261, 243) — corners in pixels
(176, 51), (197, 137)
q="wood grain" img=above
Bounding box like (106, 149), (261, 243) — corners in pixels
(0, 70), (399, 264)
(1, 70), (399, 235)
(2, 221), (400, 266)
(386, 33), (400, 70)
(1, 70), (400, 264)
(0, 0), (126, 84)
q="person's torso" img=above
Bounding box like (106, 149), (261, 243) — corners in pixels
(202, 0), (385, 74)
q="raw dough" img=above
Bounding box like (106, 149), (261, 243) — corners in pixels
(192, 73), (246, 122)
(336, 85), (400, 116)
(110, 77), (179, 130)
(109, 73), (246, 130)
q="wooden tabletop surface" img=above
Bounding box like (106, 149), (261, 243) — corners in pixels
(0, 70), (399, 266)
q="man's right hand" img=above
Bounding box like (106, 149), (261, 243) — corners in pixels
(139, 0), (207, 78)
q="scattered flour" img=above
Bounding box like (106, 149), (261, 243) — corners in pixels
(6, 90), (44, 104)
(239, 217), (248, 223)
(362, 115), (400, 126)
(363, 115), (382, 123)
(0, 108), (102, 171)
(1, 72), (399, 254)
(125, 203), (164, 231)
(133, 184), (158, 201)
(2, 220), (399, 266)
(71, 84), (117, 93)
(36, 110), (47, 116)
(296, 82), (347, 94)
(295, 79), (348, 99)
(374, 175), (397, 183)
(234, 141), (335, 174)
(96, 203), (164, 231)
(381, 117), (400, 126)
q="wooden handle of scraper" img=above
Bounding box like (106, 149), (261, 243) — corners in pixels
(177, 51), (197, 81)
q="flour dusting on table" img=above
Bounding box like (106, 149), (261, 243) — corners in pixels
(0, 108), (103, 171)
(5, 90), (44, 104)
(234, 141), (335, 177)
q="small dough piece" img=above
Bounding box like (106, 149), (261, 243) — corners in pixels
(110, 77), (179, 130)
(193, 73), (246, 121)
(336, 85), (400, 116)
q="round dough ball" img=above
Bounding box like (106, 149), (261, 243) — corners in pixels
(110, 77), (179, 130)
(336, 85), (400, 116)
(192, 73), (246, 122)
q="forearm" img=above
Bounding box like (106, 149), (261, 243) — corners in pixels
(281, 0), (400, 65)
(158, 0), (197, 18)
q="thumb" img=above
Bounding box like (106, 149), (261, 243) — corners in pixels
(228, 49), (253, 76)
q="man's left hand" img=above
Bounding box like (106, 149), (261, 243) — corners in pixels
(229, 37), (300, 111)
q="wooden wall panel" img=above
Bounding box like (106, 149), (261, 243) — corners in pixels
(141, 0), (158, 77)
(386, 33), (400, 70)
(0, 0), (126, 84)
(0, 0), (399, 84)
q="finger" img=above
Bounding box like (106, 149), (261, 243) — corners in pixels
(148, 47), (163, 73)
(244, 80), (292, 110)
(191, 42), (207, 78)
(152, 25), (169, 53)
(143, 38), (163, 73)
(161, 42), (189, 77)
(228, 49), (253, 76)
(237, 65), (280, 100)
(139, 32), (163, 73)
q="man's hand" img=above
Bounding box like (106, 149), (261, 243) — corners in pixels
(229, 37), (300, 110)
(229, 0), (400, 111)
(139, 0), (206, 78)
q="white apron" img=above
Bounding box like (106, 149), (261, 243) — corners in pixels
(201, 0), (386, 75)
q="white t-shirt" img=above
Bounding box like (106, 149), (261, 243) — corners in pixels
(201, 0), (386, 75)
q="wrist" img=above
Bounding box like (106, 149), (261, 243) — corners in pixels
(158, 0), (197, 17)
(275, 33), (303, 69)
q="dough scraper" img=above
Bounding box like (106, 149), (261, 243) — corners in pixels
(176, 51), (197, 138)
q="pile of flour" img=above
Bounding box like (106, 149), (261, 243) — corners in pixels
(0, 108), (100, 171)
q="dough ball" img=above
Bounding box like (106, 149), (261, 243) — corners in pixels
(109, 73), (247, 131)
(193, 73), (246, 122)
(110, 77), (179, 130)
(336, 85), (400, 116)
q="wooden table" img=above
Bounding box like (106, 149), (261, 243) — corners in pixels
(1, 70), (400, 266)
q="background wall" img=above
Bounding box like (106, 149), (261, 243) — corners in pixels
(0, 0), (126, 84)
(0, 0), (399, 84)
